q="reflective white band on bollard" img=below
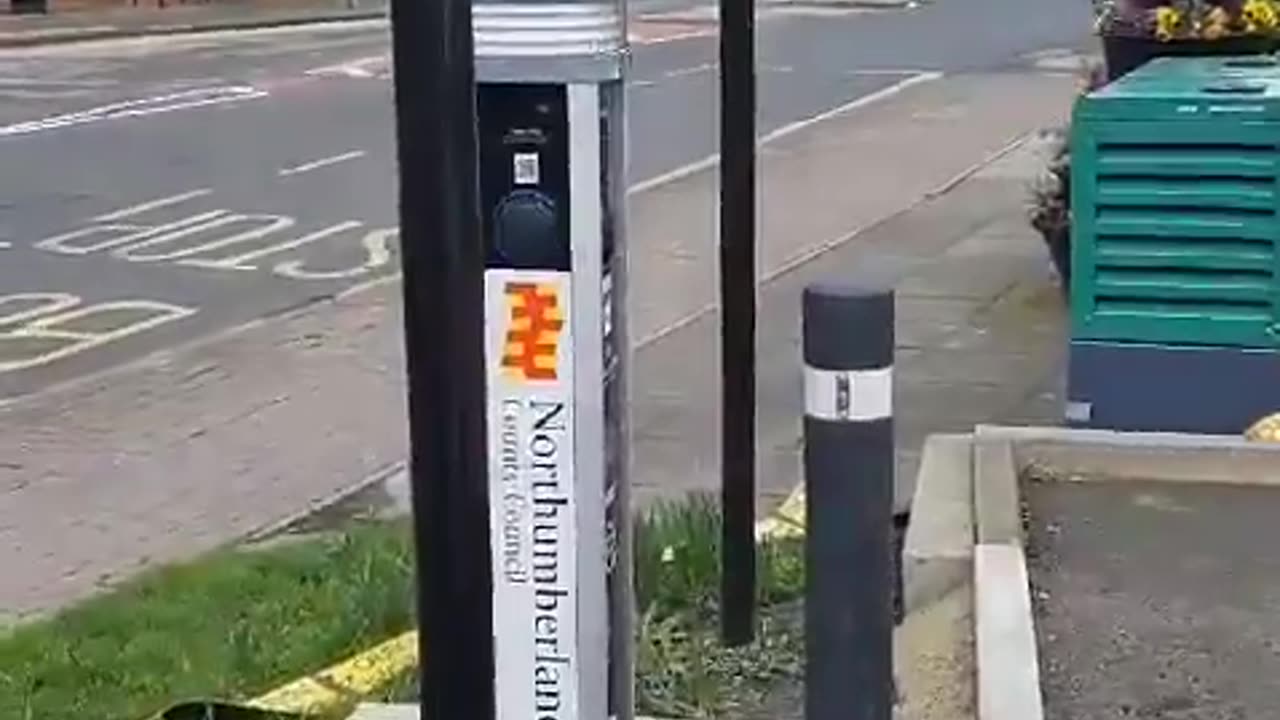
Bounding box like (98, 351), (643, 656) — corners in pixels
(803, 365), (893, 422)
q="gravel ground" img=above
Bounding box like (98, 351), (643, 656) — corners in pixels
(1026, 477), (1280, 720)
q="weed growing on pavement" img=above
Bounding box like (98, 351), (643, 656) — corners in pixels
(0, 520), (414, 720)
(633, 493), (806, 718)
(382, 494), (808, 717)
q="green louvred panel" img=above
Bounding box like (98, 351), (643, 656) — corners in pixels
(1071, 56), (1280, 348)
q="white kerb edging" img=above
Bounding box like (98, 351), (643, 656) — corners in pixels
(803, 365), (893, 422)
(975, 543), (1043, 720)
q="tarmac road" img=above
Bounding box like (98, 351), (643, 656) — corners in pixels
(0, 0), (1091, 399)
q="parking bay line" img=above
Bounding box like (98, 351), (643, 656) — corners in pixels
(279, 150), (366, 177)
(628, 70), (941, 194)
(94, 188), (214, 222)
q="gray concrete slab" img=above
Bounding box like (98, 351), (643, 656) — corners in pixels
(975, 543), (1043, 720)
(974, 439), (1020, 545)
(902, 434), (973, 614)
(1026, 479), (1280, 720)
(978, 425), (1280, 486)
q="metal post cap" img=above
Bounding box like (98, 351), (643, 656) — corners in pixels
(802, 283), (894, 371)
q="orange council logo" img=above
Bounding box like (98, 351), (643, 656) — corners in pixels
(502, 281), (564, 382)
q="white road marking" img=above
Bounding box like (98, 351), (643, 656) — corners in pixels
(94, 188), (212, 222)
(0, 242), (10, 250)
(0, 19), (388, 60)
(278, 150), (366, 177)
(0, 293), (82, 328)
(664, 63), (714, 79)
(845, 68), (939, 76)
(632, 29), (716, 45)
(113, 213), (297, 262)
(0, 86), (268, 138)
(0, 77), (117, 87)
(628, 71), (942, 194)
(36, 189), (394, 282)
(305, 55), (385, 78)
(274, 227), (396, 280)
(181, 220), (363, 271)
(0, 295), (196, 374)
(37, 211), (227, 255)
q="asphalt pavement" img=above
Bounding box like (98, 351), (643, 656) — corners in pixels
(0, 0), (1096, 615)
(0, 0), (1091, 399)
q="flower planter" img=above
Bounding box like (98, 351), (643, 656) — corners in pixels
(1102, 33), (1277, 80)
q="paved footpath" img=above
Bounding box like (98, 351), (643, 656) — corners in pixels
(0, 67), (1078, 619)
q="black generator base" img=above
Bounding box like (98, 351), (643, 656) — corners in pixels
(1067, 341), (1280, 435)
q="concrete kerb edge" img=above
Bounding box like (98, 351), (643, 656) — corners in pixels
(242, 460), (407, 544)
(966, 424), (1280, 720)
(974, 543), (1043, 720)
(974, 424), (1280, 487)
(0, 10), (387, 49)
(968, 430), (1043, 720)
(901, 433), (974, 616)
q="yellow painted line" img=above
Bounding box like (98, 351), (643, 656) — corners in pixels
(755, 482), (807, 542)
(1247, 412), (1280, 443)
(248, 630), (418, 716)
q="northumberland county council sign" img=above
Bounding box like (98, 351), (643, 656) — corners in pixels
(485, 269), (579, 720)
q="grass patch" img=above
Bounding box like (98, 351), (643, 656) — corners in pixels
(3, 494), (803, 720)
(0, 521), (415, 720)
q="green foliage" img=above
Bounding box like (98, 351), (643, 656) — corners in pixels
(0, 522), (415, 720)
(632, 493), (806, 718)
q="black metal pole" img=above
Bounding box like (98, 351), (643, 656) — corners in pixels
(719, 0), (758, 647)
(388, 0), (494, 718)
(802, 284), (895, 720)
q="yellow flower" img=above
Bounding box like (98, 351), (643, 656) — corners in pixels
(1243, 0), (1280, 30)
(1155, 6), (1182, 41)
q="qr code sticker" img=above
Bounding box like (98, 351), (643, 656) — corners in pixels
(513, 152), (540, 186)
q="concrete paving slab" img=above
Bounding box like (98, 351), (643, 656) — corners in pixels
(902, 434), (973, 614)
(975, 543), (1043, 720)
(973, 438), (1020, 545)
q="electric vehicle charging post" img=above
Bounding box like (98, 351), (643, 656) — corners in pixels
(388, 0), (634, 718)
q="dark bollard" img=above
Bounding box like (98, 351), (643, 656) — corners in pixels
(802, 283), (894, 720)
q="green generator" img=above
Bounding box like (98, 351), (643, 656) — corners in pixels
(1069, 56), (1280, 433)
